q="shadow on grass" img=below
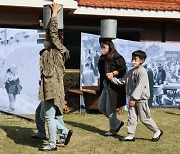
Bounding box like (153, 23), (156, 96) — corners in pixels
(65, 120), (152, 141)
(112, 133), (151, 141)
(134, 137), (152, 141)
(65, 120), (124, 140)
(118, 137), (151, 142)
(0, 125), (45, 148)
(65, 120), (106, 135)
(165, 111), (180, 116)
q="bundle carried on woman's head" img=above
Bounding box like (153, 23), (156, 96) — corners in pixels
(99, 38), (112, 44)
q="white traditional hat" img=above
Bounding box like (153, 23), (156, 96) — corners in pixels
(10, 64), (17, 74)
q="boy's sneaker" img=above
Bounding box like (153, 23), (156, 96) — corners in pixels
(38, 144), (57, 151)
(119, 134), (135, 142)
(152, 130), (163, 142)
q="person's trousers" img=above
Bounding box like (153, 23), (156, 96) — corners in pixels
(55, 115), (68, 135)
(127, 101), (159, 136)
(41, 100), (69, 145)
(8, 93), (16, 110)
(35, 103), (46, 138)
(38, 102), (68, 138)
(98, 81), (121, 130)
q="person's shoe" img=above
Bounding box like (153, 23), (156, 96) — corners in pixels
(119, 134), (135, 142)
(57, 130), (66, 144)
(152, 130), (163, 142)
(38, 144), (57, 151)
(11, 108), (15, 111)
(64, 130), (73, 145)
(104, 131), (116, 136)
(115, 121), (124, 133)
(57, 135), (65, 144)
(31, 134), (46, 140)
(57, 138), (65, 144)
(8, 108), (15, 112)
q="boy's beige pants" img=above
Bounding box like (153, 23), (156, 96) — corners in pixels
(127, 100), (159, 135)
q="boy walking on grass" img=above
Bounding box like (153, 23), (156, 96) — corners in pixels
(112, 50), (163, 142)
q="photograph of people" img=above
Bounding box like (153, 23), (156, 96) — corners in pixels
(4, 64), (22, 111)
(81, 63), (95, 86)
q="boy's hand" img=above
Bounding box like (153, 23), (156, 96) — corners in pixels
(129, 101), (135, 107)
(50, 3), (61, 17)
(106, 72), (113, 80)
(118, 107), (124, 112)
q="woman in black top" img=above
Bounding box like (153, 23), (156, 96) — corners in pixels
(98, 38), (127, 136)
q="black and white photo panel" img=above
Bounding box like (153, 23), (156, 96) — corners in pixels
(81, 32), (180, 108)
(0, 28), (43, 114)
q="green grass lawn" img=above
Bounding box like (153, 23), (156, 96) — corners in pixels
(0, 108), (179, 154)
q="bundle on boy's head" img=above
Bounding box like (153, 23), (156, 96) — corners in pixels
(132, 50), (147, 60)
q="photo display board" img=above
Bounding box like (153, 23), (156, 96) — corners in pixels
(0, 28), (43, 114)
(81, 32), (180, 108)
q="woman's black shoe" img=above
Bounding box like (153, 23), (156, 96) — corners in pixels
(31, 134), (46, 140)
(115, 121), (124, 133)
